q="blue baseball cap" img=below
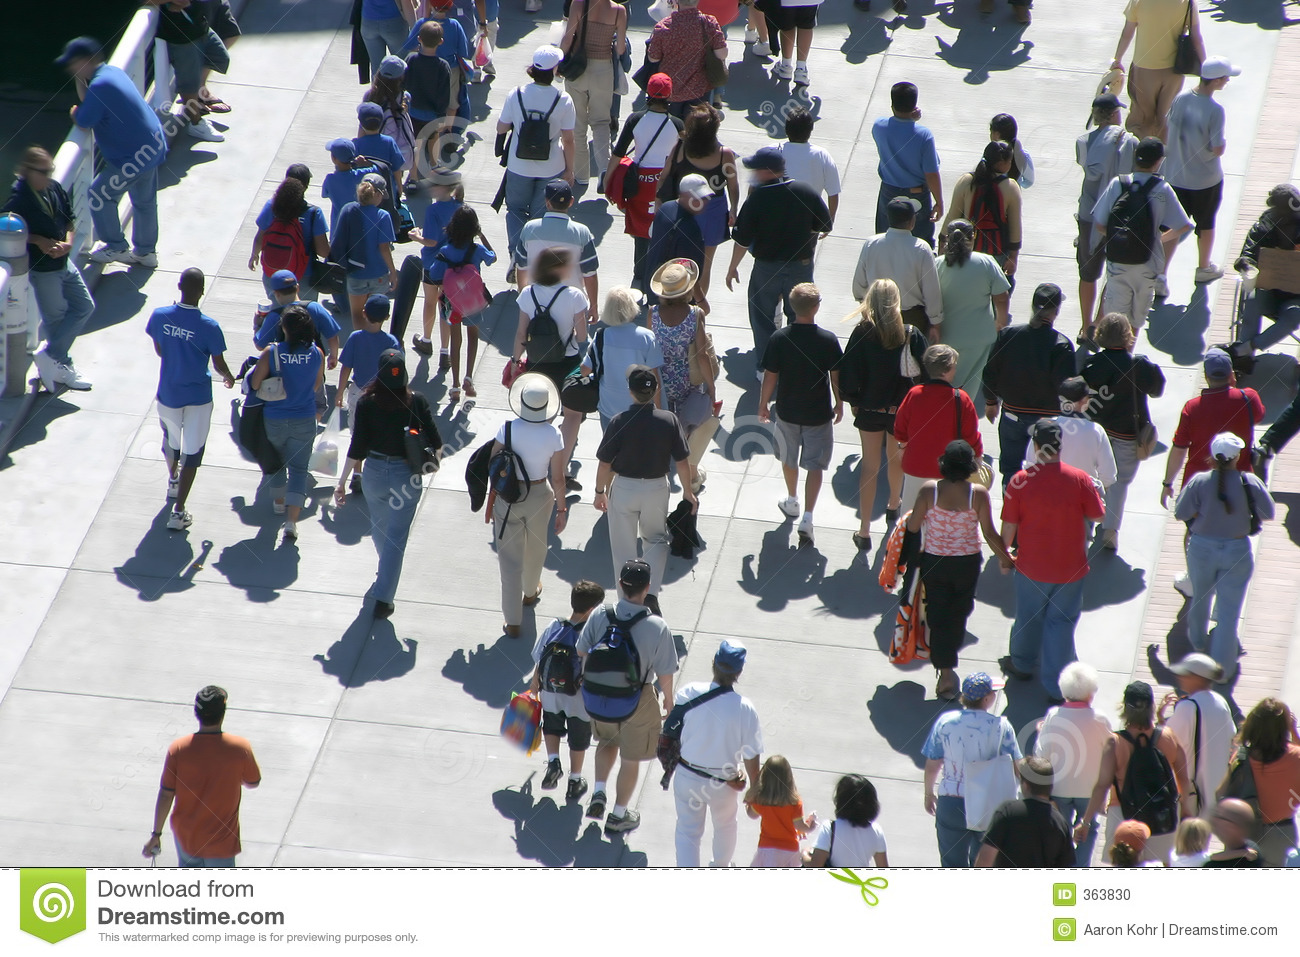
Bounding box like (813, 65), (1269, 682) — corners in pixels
(714, 640), (747, 674)
(545, 179), (573, 204)
(327, 137), (358, 163)
(961, 672), (997, 700)
(269, 269), (299, 292)
(363, 294), (391, 319)
(1204, 348), (1233, 380)
(742, 146), (785, 173)
(357, 101), (384, 128)
(55, 36), (101, 67)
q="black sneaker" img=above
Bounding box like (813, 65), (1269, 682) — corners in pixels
(999, 655), (1033, 681)
(438, 353), (451, 374)
(565, 475), (583, 492)
(541, 758), (563, 790)
(604, 808), (641, 834)
(566, 776), (589, 802)
(644, 593), (662, 617)
(586, 790), (607, 819)
(349, 473), (363, 496)
(411, 335), (433, 357)
(885, 507), (900, 526)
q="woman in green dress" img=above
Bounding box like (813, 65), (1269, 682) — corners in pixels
(936, 220), (1011, 397)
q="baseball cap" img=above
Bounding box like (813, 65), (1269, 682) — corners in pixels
(1210, 431), (1246, 461)
(619, 559), (652, 590)
(714, 640), (747, 674)
(1030, 417), (1063, 450)
(1058, 376), (1097, 403)
(1170, 652), (1225, 682)
(1032, 282), (1065, 311)
(55, 36), (101, 67)
(647, 73), (673, 99)
(327, 137), (358, 163)
(1200, 55), (1242, 81)
(377, 55), (407, 80)
(1092, 92), (1127, 111)
(363, 294), (391, 319)
(531, 45), (564, 71)
(886, 195), (921, 227)
(376, 348), (408, 391)
(627, 364), (658, 401)
(1134, 136), (1165, 166)
(1203, 347), (1233, 380)
(742, 146), (785, 173)
(269, 269), (299, 292)
(678, 173), (712, 202)
(961, 672), (997, 700)
(544, 179), (573, 204)
(1123, 680), (1154, 708)
(357, 101), (385, 128)
(1113, 819), (1150, 853)
(362, 172), (389, 193)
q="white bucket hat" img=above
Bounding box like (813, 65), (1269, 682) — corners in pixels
(509, 372), (561, 423)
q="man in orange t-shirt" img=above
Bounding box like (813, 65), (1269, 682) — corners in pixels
(142, 686), (261, 867)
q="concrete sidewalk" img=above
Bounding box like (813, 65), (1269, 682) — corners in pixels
(0, 0), (1292, 867)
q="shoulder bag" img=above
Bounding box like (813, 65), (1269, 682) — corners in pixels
(622, 114), (673, 203)
(1129, 360), (1158, 460)
(402, 397), (440, 474)
(656, 684), (734, 788)
(687, 309), (720, 385)
(702, 20), (728, 89)
(899, 328), (923, 379)
(561, 327), (604, 414)
(632, 37), (660, 90)
(1172, 1), (1203, 76)
(1217, 746), (1265, 840)
(255, 347), (286, 401)
(558, 1), (589, 80)
(964, 752), (1019, 831)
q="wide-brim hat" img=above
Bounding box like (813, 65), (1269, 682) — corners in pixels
(509, 372), (561, 423)
(650, 259), (699, 299)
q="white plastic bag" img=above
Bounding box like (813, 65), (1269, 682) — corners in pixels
(648, 0), (673, 22)
(474, 33), (493, 68)
(309, 408), (343, 477)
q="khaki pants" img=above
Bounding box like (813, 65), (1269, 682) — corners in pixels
(565, 58), (615, 182)
(494, 483), (555, 627)
(1126, 66), (1185, 141)
(608, 475), (670, 595)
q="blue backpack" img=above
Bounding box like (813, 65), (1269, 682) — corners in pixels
(538, 620), (582, 696)
(581, 605), (650, 722)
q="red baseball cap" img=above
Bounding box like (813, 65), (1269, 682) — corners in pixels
(647, 73), (672, 99)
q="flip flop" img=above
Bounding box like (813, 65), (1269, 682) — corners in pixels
(200, 95), (232, 114)
(463, 377), (476, 398)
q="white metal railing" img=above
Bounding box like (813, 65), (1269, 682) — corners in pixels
(53, 7), (177, 264)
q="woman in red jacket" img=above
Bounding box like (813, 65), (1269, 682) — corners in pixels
(894, 344), (983, 514)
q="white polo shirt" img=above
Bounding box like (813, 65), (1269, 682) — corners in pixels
(675, 681), (763, 777)
(1023, 414), (1118, 487)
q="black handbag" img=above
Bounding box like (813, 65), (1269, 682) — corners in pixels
(561, 328), (603, 414)
(632, 38), (660, 90)
(307, 258), (347, 297)
(402, 401), (440, 474)
(1172, 1), (1202, 76)
(558, 1), (589, 80)
(236, 399), (282, 475)
(701, 20), (728, 89)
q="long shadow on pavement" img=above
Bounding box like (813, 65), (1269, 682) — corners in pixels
(867, 679), (946, 769)
(738, 523), (828, 612)
(933, 7), (1033, 84)
(493, 779), (649, 867)
(114, 507), (215, 601)
(442, 633), (536, 709)
(315, 612), (418, 686)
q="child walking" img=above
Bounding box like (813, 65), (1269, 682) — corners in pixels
(745, 755), (817, 866)
(419, 205), (495, 400)
(411, 175), (464, 371)
(527, 580), (606, 802)
(335, 294), (402, 494)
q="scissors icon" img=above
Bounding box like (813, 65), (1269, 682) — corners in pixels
(828, 869), (889, 907)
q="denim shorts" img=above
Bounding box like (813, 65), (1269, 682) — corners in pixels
(346, 273), (391, 297)
(168, 30), (231, 93)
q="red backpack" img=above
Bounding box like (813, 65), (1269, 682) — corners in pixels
(261, 216), (309, 279)
(437, 248), (490, 317)
(969, 179), (1008, 257)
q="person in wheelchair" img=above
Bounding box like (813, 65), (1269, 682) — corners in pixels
(1228, 183), (1300, 365)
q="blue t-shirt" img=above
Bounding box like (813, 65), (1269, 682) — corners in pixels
(871, 116), (940, 189)
(254, 300), (342, 350)
(255, 200), (329, 240)
(594, 323), (665, 422)
(424, 240), (496, 283)
(349, 205), (397, 279)
(921, 708), (1022, 799)
(361, 0), (402, 19)
(146, 303), (227, 409)
(419, 198), (462, 271)
(321, 166), (375, 234)
(340, 328), (402, 388)
(352, 132), (406, 174)
(263, 344), (323, 419)
(75, 64), (166, 172)
(402, 15), (470, 63)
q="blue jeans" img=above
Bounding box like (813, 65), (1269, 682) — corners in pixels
(747, 257), (813, 358)
(876, 182), (935, 248)
(998, 411), (1034, 490)
(1009, 574), (1084, 698)
(360, 15), (411, 75)
(176, 836), (235, 868)
(1185, 534), (1253, 682)
(935, 795), (983, 867)
(1053, 795), (1097, 867)
(1241, 290), (1300, 351)
(29, 262), (95, 364)
(90, 161), (160, 255)
(263, 415), (316, 508)
(504, 172), (549, 260)
(361, 455), (422, 604)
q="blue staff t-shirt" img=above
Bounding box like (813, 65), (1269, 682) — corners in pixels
(321, 165), (375, 234)
(254, 300), (342, 349)
(419, 198), (462, 271)
(352, 132), (406, 174)
(424, 240), (496, 283)
(340, 328), (402, 388)
(350, 205), (397, 279)
(362, 0), (402, 18)
(75, 64), (166, 172)
(263, 344), (323, 419)
(146, 303), (227, 408)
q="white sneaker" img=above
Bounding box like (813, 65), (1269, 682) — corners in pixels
(524, 0), (542, 11)
(167, 510), (193, 531)
(1154, 274), (1170, 299)
(1194, 263), (1225, 284)
(778, 496), (800, 518)
(798, 513), (815, 542)
(793, 65), (809, 85)
(87, 244), (134, 265)
(56, 361), (92, 391)
(131, 251), (159, 269)
(167, 476), (180, 499)
(186, 116), (225, 142)
(772, 60), (794, 80)
(1173, 572), (1193, 598)
(282, 520), (298, 541)
(273, 499), (286, 515)
(744, 27), (760, 43)
(30, 350), (60, 392)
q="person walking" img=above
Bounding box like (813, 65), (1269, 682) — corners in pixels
(1025, 378), (1117, 498)
(645, 0), (728, 119)
(907, 441), (1013, 701)
(1000, 419), (1105, 700)
(146, 268), (237, 532)
(1110, 0), (1204, 141)
(330, 173), (400, 328)
(941, 141), (1023, 289)
(726, 148), (831, 363)
(894, 345), (984, 516)
(989, 113), (1034, 189)
(838, 279), (928, 553)
(4, 147), (95, 392)
(1080, 312), (1166, 551)
(364, 55), (418, 172)
(586, 286), (665, 431)
(57, 36), (166, 268)
(1174, 433), (1274, 683)
(559, 0), (627, 192)
(248, 175), (331, 299)
(673, 640), (763, 867)
(513, 180), (599, 303)
(594, 366), (697, 617)
(851, 197), (943, 339)
(871, 81), (942, 247)
(1075, 94), (1138, 341)
(1224, 697), (1300, 866)
(745, 756), (818, 867)
(142, 686), (260, 867)
(334, 350), (442, 620)
(577, 559), (680, 833)
(982, 283), (1076, 489)
(492, 373), (570, 639)
(646, 176), (711, 304)
(974, 757), (1076, 868)
(935, 219), (1010, 396)
(360, 0), (417, 76)
(805, 774), (889, 867)
(1157, 653), (1236, 819)
(1034, 661), (1113, 866)
(249, 305), (324, 543)
(777, 108), (840, 228)
(922, 673), (1022, 868)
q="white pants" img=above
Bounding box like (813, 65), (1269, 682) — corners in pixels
(158, 401), (213, 457)
(1101, 263), (1157, 333)
(900, 472), (929, 516)
(673, 767), (741, 867)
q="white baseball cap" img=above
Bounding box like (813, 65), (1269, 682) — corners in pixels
(1210, 431), (1245, 460)
(531, 45), (564, 71)
(1200, 55), (1242, 81)
(678, 173), (712, 202)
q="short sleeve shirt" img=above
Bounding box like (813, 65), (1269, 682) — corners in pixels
(350, 205), (397, 279)
(1124, 0), (1196, 70)
(647, 10), (726, 104)
(1001, 462), (1105, 584)
(777, 141), (842, 198)
(752, 802), (804, 851)
(419, 199), (463, 271)
(922, 708), (1022, 798)
(675, 681), (763, 775)
(147, 303), (227, 408)
(813, 820), (888, 867)
(518, 283), (589, 358)
(871, 117), (940, 189)
(1091, 173), (1192, 273)
(531, 618), (590, 720)
(500, 83), (577, 179)
(321, 166), (375, 234)
(255, 200), (328, 240)
(1076, 127), (1138, 220)
(613, 110), (683, 170)
(340, 328), (402, 389)
(161, 732), (260, 859)
(1164, 90), (1226, 191)
(352, 132), (406, 173)
(1171, 386), (1264, 484)
(762, 323), (844, 425)
(577, 599), (679, 686)
(254, 301), (342, 349)
(597, 403), (689, 477)
(495, 419), (565, 481)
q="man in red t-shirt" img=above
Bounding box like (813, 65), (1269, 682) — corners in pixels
(1000, 420), (1105, 701)
(894, 344), (982, 514)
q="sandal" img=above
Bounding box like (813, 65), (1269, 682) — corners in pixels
(1076, 326), (1095, 346)
(523, 586), (542, 606)
(448, 386), (462, 401)
(463, 377), (476, 398)
(199, 93), (232, 114)
(936, 670), (960, 701)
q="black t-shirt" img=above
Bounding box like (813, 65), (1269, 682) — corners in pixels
(597, 402), (689, 478)
(762, 322), (844, 426)
(1202, 849), (1264, 868)
(982, 799), (1075, 867)
(731, 179), (832, 262)
(155, 4), (211, 44)
(345, 390), (441, 462)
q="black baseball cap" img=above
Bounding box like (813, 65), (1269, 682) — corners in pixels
(1032, 282), (1065, 311)
(1059, 376), (1097, 402)
(627, 365), (658, 400)
(1135, 137), (1165, 166)
(886, 196), (922, 227)
(619, 559), (652, 590)
(1123, 680), (1154, 707)
(1092, 92), (1126, 112)
(1029, 418), (1063, 450)
(55, 36), (101, 67)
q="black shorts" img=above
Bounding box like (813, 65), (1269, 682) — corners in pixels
(1077, 219), (1106, 283)
(542, 709), (592, 750)
(853, 409), (896, 434)
(768, 5), (818, 30)
(528, 354), (581, 391)
(1173, 182), (1224, 235)
(209, 0), (242, 41)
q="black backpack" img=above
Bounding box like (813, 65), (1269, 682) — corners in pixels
(488, 421), (530, 506)
(537, 620), (582, 696)
(355, 155), (414, 242)
(581, 605), (650, 723)
(515, 89), (561, 162)
(1104, 174), (1160, 266)
(524, 287), (571, 364)
(1116, 728), (1179, 835)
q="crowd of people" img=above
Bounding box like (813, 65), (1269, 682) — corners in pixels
(11, 0), (1300, 869)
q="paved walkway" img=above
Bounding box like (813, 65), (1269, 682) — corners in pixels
(0, 0), (1295, 867)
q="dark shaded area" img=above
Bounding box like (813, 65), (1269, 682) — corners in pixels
(866, 679), (946, 769)
(1240, 353), (1299, 427)
(1275, 491), (1300, 547)
(492, 778), (649, 866)
(1205, 0), (1300, 29)
(1145, 286), (1212, 367)
(738, 522), (828, 611)
(114, 508), (214, 600)
(933, 5), (1033, 83)
(442, 634), (535, 708)
(315, 611), (418, 686)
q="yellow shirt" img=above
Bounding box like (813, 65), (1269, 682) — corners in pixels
(1124, 0), (1196, 70)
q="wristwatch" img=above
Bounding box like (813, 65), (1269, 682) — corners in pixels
(595, 488), (608, 496)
